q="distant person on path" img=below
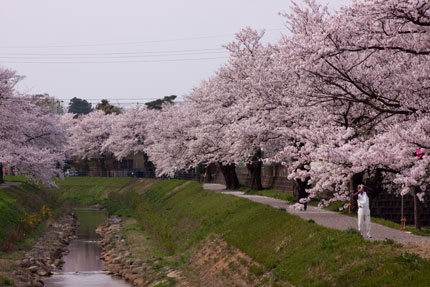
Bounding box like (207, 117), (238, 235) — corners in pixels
(297, 178), (310, 211)
(354, 184), (372, 238)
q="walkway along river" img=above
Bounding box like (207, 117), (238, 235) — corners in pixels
(44, 208), (129, 287)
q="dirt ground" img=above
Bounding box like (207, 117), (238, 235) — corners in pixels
(403, 241), (430, 259)
(188, 236), (277, 287)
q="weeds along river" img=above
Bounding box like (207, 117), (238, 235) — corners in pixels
(44, 208), (130, 287)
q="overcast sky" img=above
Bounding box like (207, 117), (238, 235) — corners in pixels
(1, 0), (352, 108)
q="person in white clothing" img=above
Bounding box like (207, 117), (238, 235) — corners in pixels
(354, 184), (372, 238)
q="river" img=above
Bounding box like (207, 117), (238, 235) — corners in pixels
(44, 209), (130, 287)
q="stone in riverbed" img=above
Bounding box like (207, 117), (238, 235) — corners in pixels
(20, 259), (31, 267)
(28, 266), (38, 273)
(32, 279), (44, 287)
(131, 267), (145, 274)
(54, 258), (63, 266)
(134, 278), (145, 287)
(36, 268), (51, 276)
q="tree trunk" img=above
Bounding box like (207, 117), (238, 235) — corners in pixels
(246, 149), (263, 190)
(413, 187), (421, 230)
(0, 164), (4, 184)
(143, 153), (156, 178)
(99, 157), (108, 177)
(230, 164), (240, 189)
(297, 177), (310, 210)
(219, 163), (240, 189)
(205, 166), (213, 182)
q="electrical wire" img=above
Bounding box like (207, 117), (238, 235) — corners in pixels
(0, 28), (285, 49)
(0, 47), (226, 56)
(0, 51), (228, 60)
(0, 56), (228, 64)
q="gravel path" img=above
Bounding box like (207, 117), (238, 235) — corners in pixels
(203, 183), (430, 243)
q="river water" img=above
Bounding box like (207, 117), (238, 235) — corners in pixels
(44, 209), (130, 287)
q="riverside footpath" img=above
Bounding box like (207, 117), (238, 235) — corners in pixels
(203, 183), (430, 244)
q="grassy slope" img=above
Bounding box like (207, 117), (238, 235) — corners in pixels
(56, 176), (134, 206)
(93, 179), (429, 287)
(0, 182), (53, 245)
(0, 178), (57, 284)
(240, 187), (294, 202)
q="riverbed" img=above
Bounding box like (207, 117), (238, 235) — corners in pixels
(44, 209), (129, 287)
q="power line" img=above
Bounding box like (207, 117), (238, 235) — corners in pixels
(0, 56), (228, 64)
(0, 28), (285, 49)
(0, 47), (226, 56)
(0, 35), (234, 49)
(0, 51), (228, 60)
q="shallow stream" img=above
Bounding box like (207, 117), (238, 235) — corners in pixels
(44, 208), (129, 287)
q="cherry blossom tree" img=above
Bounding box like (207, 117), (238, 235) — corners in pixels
(0, 68), (67, 185)
(179, 28), (290, 190)
(104, 105), (154, 160)
(65, 110), (115, 176)
(271, 0), (430, 226)
(104, 105), (156, 176)
(144, 102), (201, 178)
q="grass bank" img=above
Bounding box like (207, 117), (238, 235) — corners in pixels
(0, 177), (58, 285)
(61, 178), (429, 287)
(55, 176), (134, 206)
(0, 179), (54, 248)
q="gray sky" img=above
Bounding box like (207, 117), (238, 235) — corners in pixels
(1, 0), (352, 108)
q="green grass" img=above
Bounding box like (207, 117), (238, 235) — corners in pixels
(0, 183), (54, 246)
(0, 188), (22, 244)
(71, 178), (429, 287)
(54, 176), (134, 206)
(239, 187), (294, 202)
(56, 176), (133, 188)
(3, 175), (28, 183)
